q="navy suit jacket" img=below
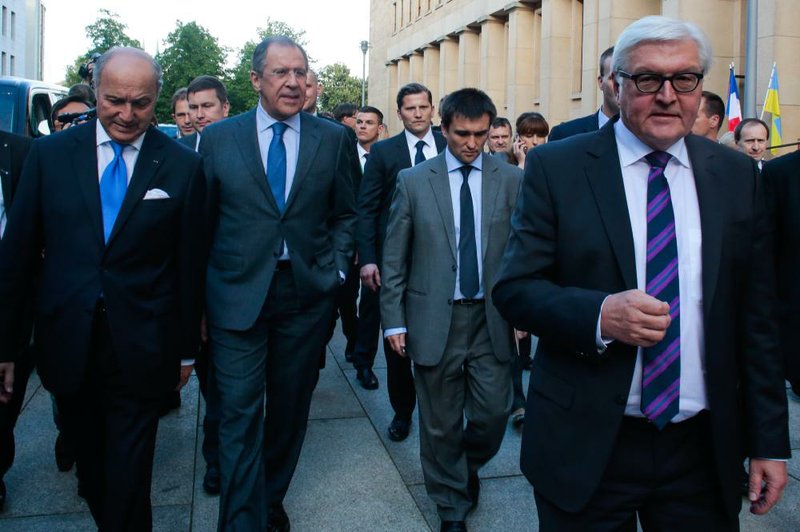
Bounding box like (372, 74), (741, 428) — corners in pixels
(548, 112), (599, 142)
(0, 121), (206, 397)
(493, 121), (790, 518)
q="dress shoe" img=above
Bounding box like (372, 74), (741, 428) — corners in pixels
(510, 408), (525, 428)
(158, 391), (181, 417)
(267, 503), (291, 532)
(440, 520), (467, 531)
(356, 367), (379, 390)
(54, 431), (75, 472)
(467, 472), (480, 513)
(203, 465), (221, 495)
(0, 478), (6, 512)
(387, 415), (411, 442)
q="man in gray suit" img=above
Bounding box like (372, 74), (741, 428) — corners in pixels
(381, 88), (522, 532)
(200, 36), (356, 531)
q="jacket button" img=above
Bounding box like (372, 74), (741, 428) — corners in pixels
(451, 264), (457, 271)
(615, 394), (627, 405)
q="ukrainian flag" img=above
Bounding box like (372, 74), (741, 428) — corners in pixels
(763, 63), (782, 154)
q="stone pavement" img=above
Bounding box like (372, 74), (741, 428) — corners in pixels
(2, 327), (800, 531)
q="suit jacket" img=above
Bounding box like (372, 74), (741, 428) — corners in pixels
(201, 108), (357, 331)
(762, 151), (800, 372)
(316, 113), (362, 191)
(178, 132), (198, 150)
(380, 153), (522, 366)
(356, 129), (446, 266)
(492, 122), (790, 518)
(547, 112), (599, 142)
(0, 120), (206, 397)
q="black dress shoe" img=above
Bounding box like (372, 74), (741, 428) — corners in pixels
(0, 478), (6, 512)
(267, 503), (290, 532)
(54, 431), (75, 472)
(203, 465), (221, 495)
(440, 520), (467, 532)
(467, 472), (480, 513)
(356, 367), (379, 390)
(387, 415), (411, 442)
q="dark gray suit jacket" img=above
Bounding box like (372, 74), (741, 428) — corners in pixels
(200, 108), (357, 331)
(381, 152), (522, 366)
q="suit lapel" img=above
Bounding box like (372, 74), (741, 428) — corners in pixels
(585, 122), (638, 289)
(481, 155), (500, 261)
(686, 135), (723, 319)
(0, 140), (11, 203)
(427, 156), (457, 260)
(72, 121), (105, 246)
(285, 113), (322, 214)
(433, 131), (447, 154)
(106, 127), (163, 246)
(394, 132), (412, 170)
(233, 110), (279, 212)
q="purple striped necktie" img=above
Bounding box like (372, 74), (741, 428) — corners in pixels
(641, 151), (680, 429)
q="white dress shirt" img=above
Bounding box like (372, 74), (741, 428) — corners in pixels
(446, 149), (484, 300)
(597, 108), (611, 129)
(404, 127), (437, 164)
(605, 120), (708, 421)
(357, 142), (369, 172)
(255, 102), (302, 260)
(96, 121), (145, 184)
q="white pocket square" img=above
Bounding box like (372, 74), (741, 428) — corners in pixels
(143, 188), (170, 200)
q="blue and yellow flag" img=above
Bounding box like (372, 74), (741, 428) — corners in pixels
(763, 63), (782, 154)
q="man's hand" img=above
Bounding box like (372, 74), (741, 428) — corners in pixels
(176, 364), (193, 391)
(0, 362), (15, 404)
(387, 333), (406, 357)
(749, 459), (788, 515)
(360, 263), (381, 291)
(600, 289), (671, 347)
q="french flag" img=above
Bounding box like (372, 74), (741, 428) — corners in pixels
(726, 64), (742, 132)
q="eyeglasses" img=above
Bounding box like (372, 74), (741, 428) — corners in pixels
(265, 68), (308, 80)
(617, 71), (704, 94)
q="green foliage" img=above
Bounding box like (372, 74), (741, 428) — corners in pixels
(318, 63), (363, 113)
(155, 21), (228, 122)
(62, 9), (142, 86)
(226, 19), (311, 116)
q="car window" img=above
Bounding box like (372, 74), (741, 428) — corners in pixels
(30, 90), (53, 137)
(0, 86), (17, 133)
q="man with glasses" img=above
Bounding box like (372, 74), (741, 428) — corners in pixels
(493, 16), (788, 530)
(199, 36), (356, 531)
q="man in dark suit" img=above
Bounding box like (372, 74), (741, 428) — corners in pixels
(493, 16), (789, 530)
(354, 83), (446, 435)
(200, 36), (356, 531)
(763, 151), (800, 396)
(0, 130), (32, 512)
(381, 88), (522, 532)
(0, 47), (205, 530)
(548, 46), (618, 141)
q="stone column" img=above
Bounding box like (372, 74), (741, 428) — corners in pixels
(457, 28), (480, 88)
(397, 56), (410, 86)
(387, 61), (399, 134)
(539, 0), (576, 125)
(506, 5), (537, 122)
(409, 51), (424, 83)
(438, 37), (460, 99)
(478, 16), (507, 111)
(423, 45), (441, 103)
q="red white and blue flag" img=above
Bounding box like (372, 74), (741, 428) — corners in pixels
(726, 64), (742, 132)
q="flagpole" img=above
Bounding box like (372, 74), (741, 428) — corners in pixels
(760, 62), (776, 121)
(743, 0), (758, 118)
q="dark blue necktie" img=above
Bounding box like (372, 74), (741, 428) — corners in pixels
(641, 151), (680, 429)
(414, 140), (426, 166)
(100, 141), (128, 242)
(458, 165), (479, 299)
(267, 122), (288, 212)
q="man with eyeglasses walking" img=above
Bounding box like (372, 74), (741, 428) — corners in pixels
(199, 36), (356, 531)
(493, 16), (789, 531)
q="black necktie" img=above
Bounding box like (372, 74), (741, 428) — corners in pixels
(458, 165), (479, 299)
(414, 140), (426, 166)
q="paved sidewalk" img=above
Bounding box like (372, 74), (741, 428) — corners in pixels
(1, 327), (799, 530)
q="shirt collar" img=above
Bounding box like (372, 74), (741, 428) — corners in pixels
(357, 143), (368, 159)
(445, 147), (483, 173)
(613, 119), (690, 170)
(404, 127), (435, 151)
(597, 108), (611, 128)
(96, 120), (146, 151)
(256, 100), (301, 134)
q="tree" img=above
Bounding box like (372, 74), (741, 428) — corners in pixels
(63, 9), (142, 86)
(317, 63), (363, 113)
(155, 21), (227, 121)
(225, 19), (310, 116)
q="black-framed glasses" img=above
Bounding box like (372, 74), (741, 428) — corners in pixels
(618, 71), (704, 93)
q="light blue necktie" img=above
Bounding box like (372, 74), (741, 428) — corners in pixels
(267, 122), (288, 212)
(100, 141), (128, 242)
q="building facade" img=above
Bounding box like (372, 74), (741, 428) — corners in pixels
(368, 0), (799, 154)
(0, 0), (45, 80)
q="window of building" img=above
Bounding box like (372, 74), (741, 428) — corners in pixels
(393, 2), (398, 32)
(10, 10), (15, 40)
(9, 54), (14, 75)
(571, 0), (584, 94)
(1, 52), (6, 76)
(1, 6), (7, 37)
